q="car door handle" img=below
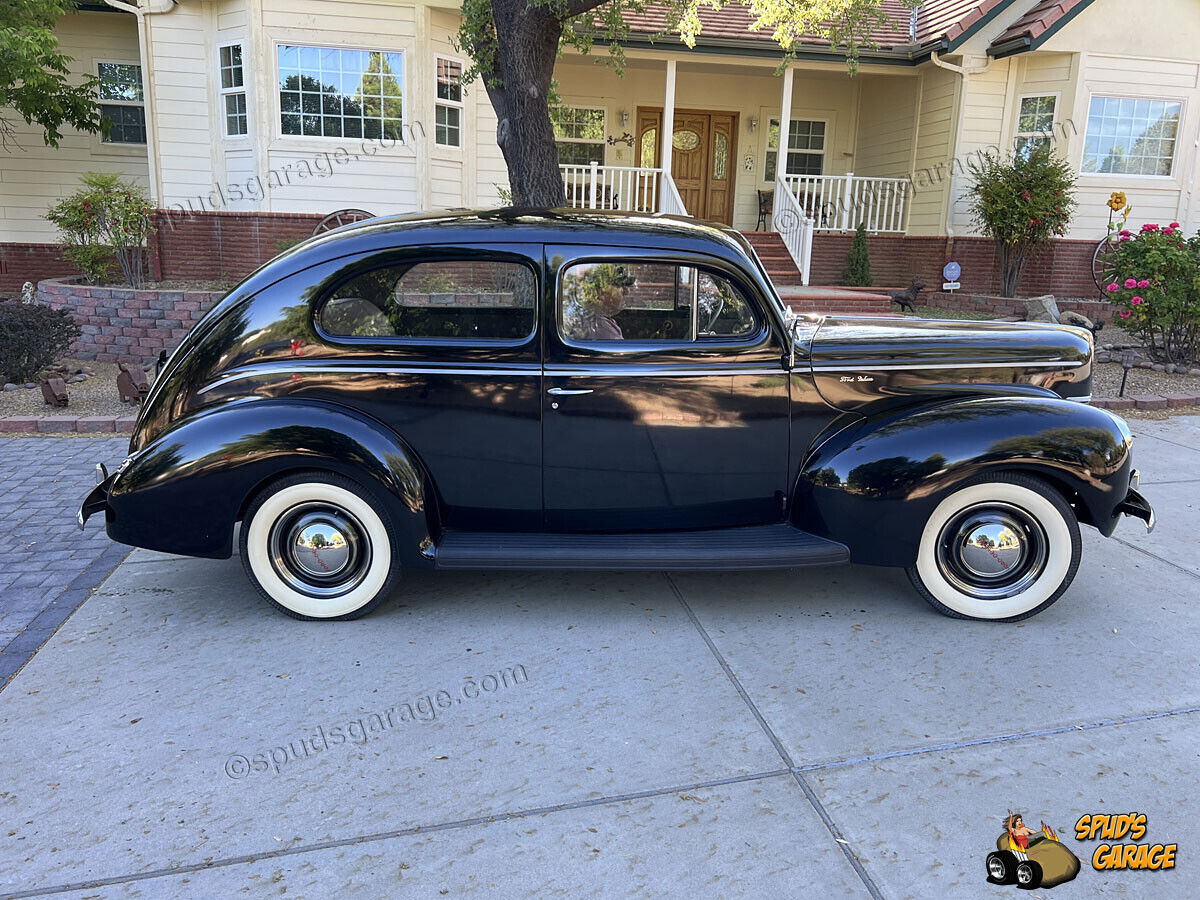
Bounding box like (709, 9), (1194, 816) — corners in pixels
(547, 387), (594, 396)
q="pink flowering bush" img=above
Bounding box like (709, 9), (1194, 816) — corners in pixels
(1104, 223), (1200, 363)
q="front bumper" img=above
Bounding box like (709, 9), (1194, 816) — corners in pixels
(1114, 470), (1155, 533)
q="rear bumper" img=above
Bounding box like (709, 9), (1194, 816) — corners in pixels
(77, 463), (119, 530)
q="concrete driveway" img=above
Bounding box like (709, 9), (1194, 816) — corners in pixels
(1, 417), (1197, 899)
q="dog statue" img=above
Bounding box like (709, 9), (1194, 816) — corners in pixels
(40, 377), (69, 407)
(888, 278), (925, 314)
(1058, 310), (1103, 338)
(117, 362), (151, 404)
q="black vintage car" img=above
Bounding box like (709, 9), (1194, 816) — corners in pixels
(79, 210), (1154, 622)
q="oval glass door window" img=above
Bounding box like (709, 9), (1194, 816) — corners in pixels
(672, 130), (700, 151)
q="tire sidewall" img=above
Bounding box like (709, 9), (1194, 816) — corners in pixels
(243, 478), (394, 619)
(914, 480), (1076, 620)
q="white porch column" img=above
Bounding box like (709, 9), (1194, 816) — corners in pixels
(776, 64), (794, 184)
(661, 59), (677, 176)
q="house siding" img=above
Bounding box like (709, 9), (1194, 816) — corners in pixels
(908, 66), (959, 236)
(853, 75), (919, 178)
(0, 11), (148, 245)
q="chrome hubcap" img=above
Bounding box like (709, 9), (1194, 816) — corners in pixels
(987, 857), (1005, 878)
(936, 503), (1047, 600)
(269, 504), (370, 597)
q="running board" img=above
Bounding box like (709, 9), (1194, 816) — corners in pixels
(434, 524), (849, 571)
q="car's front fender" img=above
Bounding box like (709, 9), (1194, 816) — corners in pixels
(102, 398), (433, 562)
(793, 396), (1134, 567)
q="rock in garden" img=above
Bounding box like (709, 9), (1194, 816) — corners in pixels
(68, 373), (87, 384)
(2, 383), (17, 391)
(1190, 369), (1200, 377)
(23, 382), (35, 389)
(1153, 364), (1166, 372)
(1024, 295), (1061, 323)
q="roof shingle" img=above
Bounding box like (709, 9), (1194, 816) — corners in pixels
(618, 1), (1015, 54)
(987, 0), (1091, 49)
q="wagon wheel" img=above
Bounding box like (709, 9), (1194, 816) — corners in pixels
(1091, 234), (1120, 294)
(313, 209), (375, 235)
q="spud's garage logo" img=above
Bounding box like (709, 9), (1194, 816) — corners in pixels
(1075, 813), (1177, 871)
(985, 811), (1081, 889)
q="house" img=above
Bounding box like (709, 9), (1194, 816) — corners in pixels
(3, 0), (1199, 298)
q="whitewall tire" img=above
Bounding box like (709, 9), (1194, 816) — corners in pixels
(906, 474), (1081, 622)
(239, 472), (400, 620)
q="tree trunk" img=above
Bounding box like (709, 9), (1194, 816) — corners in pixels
(484, 0), (566, 208)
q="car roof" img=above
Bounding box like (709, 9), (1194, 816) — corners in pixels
(284, 207), (755, 263)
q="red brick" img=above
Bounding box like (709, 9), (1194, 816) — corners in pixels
(0, 416), (40, 433)
(36, 417), (75, 433)
(1102, 397), (1136, 410)
(76, 416), (117, 433)
(1134, 395), (1168, 410)
(115, 417), (137, 433)
(1161, 393), (1199, 408)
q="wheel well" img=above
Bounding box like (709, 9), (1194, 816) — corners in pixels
(1008, 466), (1096, 529)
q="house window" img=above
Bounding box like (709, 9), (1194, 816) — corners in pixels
(97, 62), (145, 144)
(1014, 95), (1056, 158)
(278, 44), (404, 140)
(435, 57), (463, 147)
(552, 106), (605, 166)
(219, 44), (248, 137)
(765, 119), (825, 181)
(1083, 96), (1181, 176)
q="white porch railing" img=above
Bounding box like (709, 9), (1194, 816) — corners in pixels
(560, 163), (687, 216)
(773, 178), (815, 287)
(781, 173), (909, 234)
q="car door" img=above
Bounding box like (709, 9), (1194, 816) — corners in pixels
(542, 244), (791, 532)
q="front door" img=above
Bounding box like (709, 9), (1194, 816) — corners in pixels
(541, 245), (789, 532)
(637, 108), (738, 224)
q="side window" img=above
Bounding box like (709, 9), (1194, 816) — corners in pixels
(559, 261), (757, 344)
(320, 259), (536, 341)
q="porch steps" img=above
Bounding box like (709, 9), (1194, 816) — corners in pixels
(741, 231), (897, 317)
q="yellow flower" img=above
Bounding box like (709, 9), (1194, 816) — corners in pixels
(1107, 191), (1128, 211)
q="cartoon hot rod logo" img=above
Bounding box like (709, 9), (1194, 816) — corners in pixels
(985, 811), (1081, 890)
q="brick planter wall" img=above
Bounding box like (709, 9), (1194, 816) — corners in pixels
(150, 210), (324, 281)
(37, 276), (224, 364)
(0, 244), (81, 297)
(922, 291), (1114, 325)
(809, 235), (1099, 298)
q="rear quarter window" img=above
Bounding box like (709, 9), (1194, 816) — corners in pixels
(319, 259), (536, 342)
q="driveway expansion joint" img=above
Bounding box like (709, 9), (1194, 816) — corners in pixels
(0, 769), (794, 900)
(665, 573), (886, 900)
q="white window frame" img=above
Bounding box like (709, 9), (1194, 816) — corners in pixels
(765, 117), (828, 182)
(274, 41), (408, 144)
(1081, 92), (1184, 180)
(1013, 92), (1060, 158)
(434, 54), (465, 149)
(552, 105), (606, 166)
(95, 58), (146, 145)
(218, 41), (249, 140)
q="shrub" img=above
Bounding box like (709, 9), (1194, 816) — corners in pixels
(46, 172), (155, 288)
(966, 147), (1077, 298)
(1103, 222), (1200, 364)
(842, 222), (872, 286)
(0, 302), (81, 383)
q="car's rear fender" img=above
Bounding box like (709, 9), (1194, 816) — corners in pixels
(104, 398), (434, 563)
(791, 396), (1134, 567)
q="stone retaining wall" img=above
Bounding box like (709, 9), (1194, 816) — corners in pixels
(37, 277), (224, 364)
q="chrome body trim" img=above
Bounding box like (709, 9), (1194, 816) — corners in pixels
(810, 360), (1085, 373)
